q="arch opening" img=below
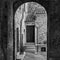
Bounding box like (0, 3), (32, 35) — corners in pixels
(14, 2), (47, 60)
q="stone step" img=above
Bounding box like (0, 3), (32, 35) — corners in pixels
(25, 43), (36, 53)
(26, 49), (35, 51)
(25, 49), (36, 53)
(25, 43), (35, 49)
(26, 47), (35, 49)
(25, 49), (35, 51)
(25, 43), (35, 45)
(25, 46), (36, 52)
(26, 45), (35, 47)
(25, 43), (35, 46)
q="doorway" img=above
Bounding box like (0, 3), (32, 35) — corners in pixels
(26, 25), (35, 43)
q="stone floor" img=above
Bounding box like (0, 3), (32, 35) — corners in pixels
(23, 52), (47, 60)
(17, 47), (47, 60)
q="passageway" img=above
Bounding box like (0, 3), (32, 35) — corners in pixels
(15, 2), (47, 60)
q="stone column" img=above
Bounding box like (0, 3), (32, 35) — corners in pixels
(7, 1), (13, 60)
(35, 26), (37, 44)
(35, 26), (38, 54)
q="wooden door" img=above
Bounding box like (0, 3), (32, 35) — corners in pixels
(26, 25), (35, 43)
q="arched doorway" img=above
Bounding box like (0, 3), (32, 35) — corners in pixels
(14, 2), (47, 60)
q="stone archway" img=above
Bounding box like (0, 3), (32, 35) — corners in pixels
(14, 2), (47, 60)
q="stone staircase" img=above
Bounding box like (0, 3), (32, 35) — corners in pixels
(25, 43), (36, 53)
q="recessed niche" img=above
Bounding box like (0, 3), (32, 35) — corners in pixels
(41, 47), (46, 52)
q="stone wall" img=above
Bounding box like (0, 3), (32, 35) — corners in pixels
(26, 2), (47, 44)
(48, 0), (60, 59)
(0, 0), (8, 60)
(0, 1), (5, 60)
(35, 14), (47, 44)
(7, 1), (13, 60)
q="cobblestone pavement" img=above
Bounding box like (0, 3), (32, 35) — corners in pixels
(24, 52), (47, 60)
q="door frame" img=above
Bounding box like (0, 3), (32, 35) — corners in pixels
(25, 22), (35, 44)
